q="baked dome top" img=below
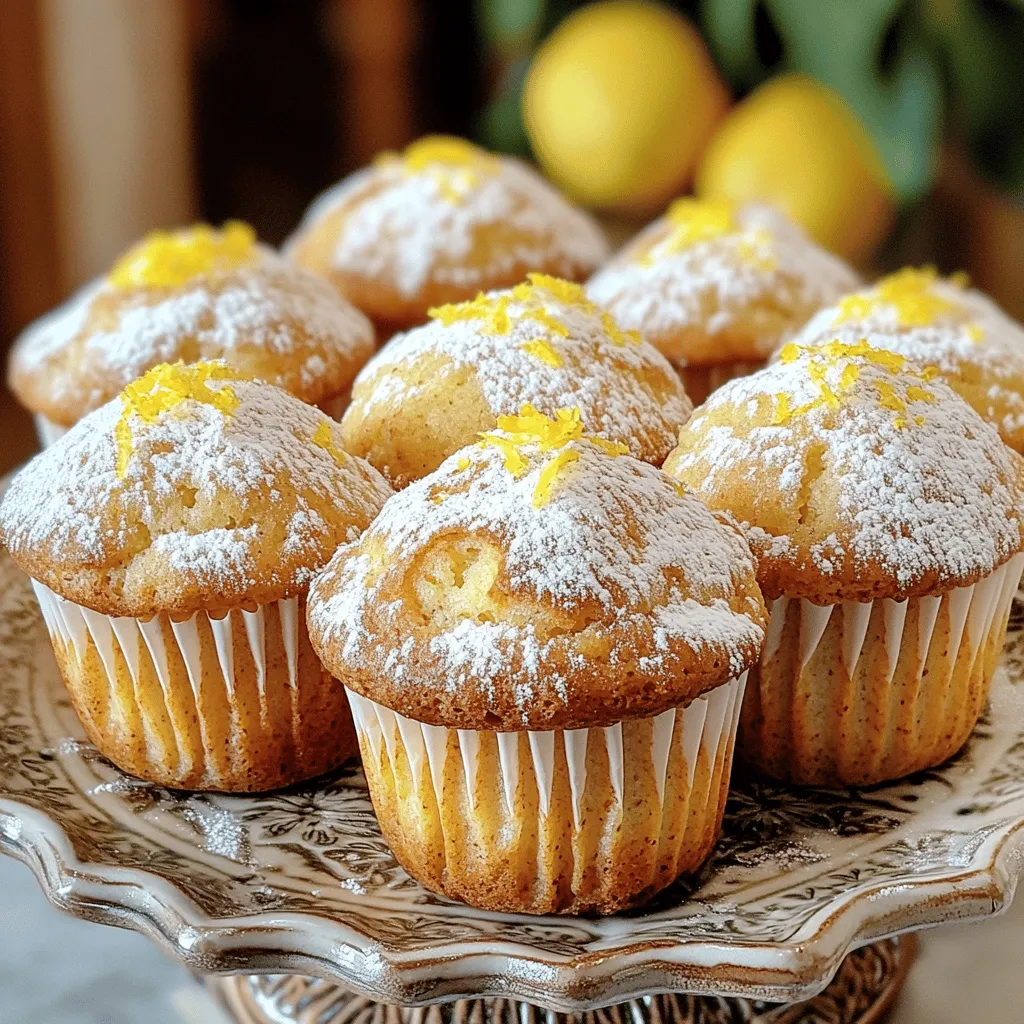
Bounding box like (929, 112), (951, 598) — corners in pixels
(586, 201), (860, 366)
(664, 341), (1024, 603)
(308, 405), (766, 731)
(284, 136), (609, 328)
(8, 222), (375, 426)
(0, 362), (392, 617)
(789, 267), (1024, 453)
(340, 273), (692, 488)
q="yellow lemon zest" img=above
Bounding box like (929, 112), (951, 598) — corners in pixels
(819, 339), (906, 373)
(601, 310), (641, 346)
(588, 436), (630, 456)
(835, 266), (961, 328)
(114, 417), (134, 478)
(399, 135), (494, 171)
(114, 361), (240, 478)
(379, 135), (500, 205)
(482, 404), (627, 491)
(905, 385), (936, 404)
(525, 308), (571, 337)
(456, 457), (471, 472)
(966, 323), (985, 342)
(533, 449), (580, 508)
(658, 197), (736, 258)
(480, 295), (512, 336)
(430, 274), (601, 347)
(520, 338), (564, 367)
(478, 434), (529, 477)
(874, 380), (904, 414)
(109, 221), (256, 290)
(312, 420), (347, 466)
(496, 404), (583, 450)
(526, 273), (591, 307)
(778, 343), (801, 364)
(772, 393), (792, 425)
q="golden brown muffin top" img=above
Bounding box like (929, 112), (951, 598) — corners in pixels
(788, 267), (1024, 454)
(664, 341), (1024, 603)
(0, 362), (393, 617)
(8, 222), (375, 427)
(586, 200), (860, 366)
(308, 405), (766, 731)
(340, 273), (693, 487)
(284, 136), (610, 329)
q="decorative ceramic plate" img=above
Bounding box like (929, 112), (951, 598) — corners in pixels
(2, 548), (1024, 1012)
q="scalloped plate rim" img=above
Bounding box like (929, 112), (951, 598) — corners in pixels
(3, 794), (1023, 1010)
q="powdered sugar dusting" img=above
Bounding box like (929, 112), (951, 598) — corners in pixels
(669, 351), (1024, 591)
(791, 280), (1024, 443)
(348, 284), (691, 458)
(310, 439), (765, 715)
(9, 246), (374, 419)
(586, 204), (859, 360)
(0, 378), (392, 611)
(288, 157), (609, 298)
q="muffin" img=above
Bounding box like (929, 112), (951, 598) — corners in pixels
(0, 361), (392, 792)
(788, 266), (1024, 454)
(664, 342), (1024, 786)
(284, 135), (610, 336)
(340, 273), (692, 488)
(586, 200), (860, 403)
(308, 406), (766, 913)
(9, 221), (375, 446)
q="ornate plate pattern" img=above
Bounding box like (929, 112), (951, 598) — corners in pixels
(1, 549), (1024, 1010)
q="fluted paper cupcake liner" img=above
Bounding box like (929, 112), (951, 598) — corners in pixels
(743, 553), (1024, 786)
(347, 672), (747, 915)
(31, 581), (357, 791)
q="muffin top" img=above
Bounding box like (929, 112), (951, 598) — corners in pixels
(0, 362), (393, 617)
(9, 222), (375, 427)
(339, 274), (692, 488)
(284, 136), (610, 330)
(664, 341), (1024, 603)
(308, 406), (766, 731)
(789, 267), (1024, 454)
(586, 200), (860, 366)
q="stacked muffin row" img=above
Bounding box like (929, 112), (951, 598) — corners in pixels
(4, 136), (1024, 919)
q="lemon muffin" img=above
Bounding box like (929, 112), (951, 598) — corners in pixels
(340, 273), (691, 488)
(308, 406), (766, 914)
(586, 200), (860, 403)
(9, 221), (375, 446)
(284, 135), (609, 336)
(0, 361), (392, 792)
(788, 266), (1024, 454)
(664, 342), (1024, 786)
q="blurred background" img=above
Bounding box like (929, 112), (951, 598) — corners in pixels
(3, 0), (1024, 471)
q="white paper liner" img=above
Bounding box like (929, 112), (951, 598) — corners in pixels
(748, 553), (1024, 784)
(761, 553), (1024, 686)
(346, 671), (747, 825)
(31, 579), (301, 782)
(33, 414), (68, 448)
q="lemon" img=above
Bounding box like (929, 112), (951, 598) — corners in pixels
(523, 0), (729, 213)
(696, 74), (895, 264)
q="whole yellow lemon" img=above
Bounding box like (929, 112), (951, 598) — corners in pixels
(696, 73), (895, 264)
(523, 1), (729, 213)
